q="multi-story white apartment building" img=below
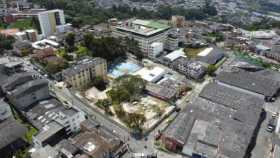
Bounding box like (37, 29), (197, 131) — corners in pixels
(37, 9), (67, 37)
(112, 19), (171, 58)
(62, 57), (107, 90)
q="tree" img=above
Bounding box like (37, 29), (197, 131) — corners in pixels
(45, 60), (68, 74)
(107, 75), (146, 104)
(71, 17), (83, 28)
(207, 64), (217, 76)
(76, 45), (89, 58)
(83, 35), (126, 62)
(65, 32), (75, 51)
(124, 37), (143, 60)
(92, 76), (106, 90)
(0, 35), (15, 52)
(96, 99), (112, 114)
(126, 113), (146, 130)
(83, 33), (94, 49)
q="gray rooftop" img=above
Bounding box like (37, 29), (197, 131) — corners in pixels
(145, 83), (177, 100)
(0, 118), (28, 149)
(0, 99), (12, 121)
(1, 72), (34, 93)
(62, 57), (106, 78)
(8, 79), (49, 98)
(56, 139), (79, 155)
(199, 83), (264, 110)
(0, 65), (9, 86)
(34, 121), (64, 143)
(31, 145), (58, 158)
(197, 47), (225, 65)
(26, 98), (78, 129)
(216, 70), (280, 97)
(164, 83), (264, 158)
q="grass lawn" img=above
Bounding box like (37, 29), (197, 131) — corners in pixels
(184, 47), (206, 58)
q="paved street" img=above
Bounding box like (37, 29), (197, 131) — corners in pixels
(251, 112), (274, 158)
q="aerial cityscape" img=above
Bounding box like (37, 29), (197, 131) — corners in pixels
(1, 0), (280, 158)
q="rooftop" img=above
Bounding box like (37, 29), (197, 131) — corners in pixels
(72, 130), (122, 158)
(26, 98), (78, 129)
(62, 57), (106, 78)
(164, 48), (186, 62)
(31, 145), (58, 158)
(216, 70), (280, 97)
(1, 72), (34, 93)
(133, 66), (165, 83)
(116, 19), (170, 37)
(199, 83), (264, 111)
(0, 118), (28, 149)
(164, 83), (264, 158)
(0, 99), (12, 121)
(197, 47), (225, 65)
(34, 121), (64, 143)
(7, 79), (49, 98)
(145, 83), (177, 100)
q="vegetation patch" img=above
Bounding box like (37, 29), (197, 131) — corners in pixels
(184, 47), (206, 58)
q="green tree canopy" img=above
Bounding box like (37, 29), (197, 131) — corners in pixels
(107, 75), (146, 104)
(0, 35), (15, 52)
(83, 34), (126, 62)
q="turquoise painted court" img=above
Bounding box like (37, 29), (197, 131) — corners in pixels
(108, 60), (142, 78)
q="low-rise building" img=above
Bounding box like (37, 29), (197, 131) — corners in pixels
(13, 40), (33, 56)
(90, 23), (112, 38)
(145, 83), (177, 101)
(0, 118), (28, 157)
(0, 81), (28, 158)
(196, 47), (225, 65)
(0, 99), (11, 121)
(161, 83), (264, 158)
(1, 72), (35, 93)
(163, 48), (186, 64)
(264, 45), (280, 62)
(32, 39), (60, 50)
(172, 57), (206, 80)
(72, 119), (127, 158)
(133, 67), (165, 83)
(216, 70), (280, 101)
(6, 79), (50, 111)
(15, 29), (38, 42)
(27, 98), (86, 148)
(62, 57), (107, 90)
(171, 16), (185, 28)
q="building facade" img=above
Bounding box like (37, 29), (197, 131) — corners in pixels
(172, 57), (206, 80)
(62, 57), (107, 90)
(112, 19), (170, 57)
(38, 9), (66, 37)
